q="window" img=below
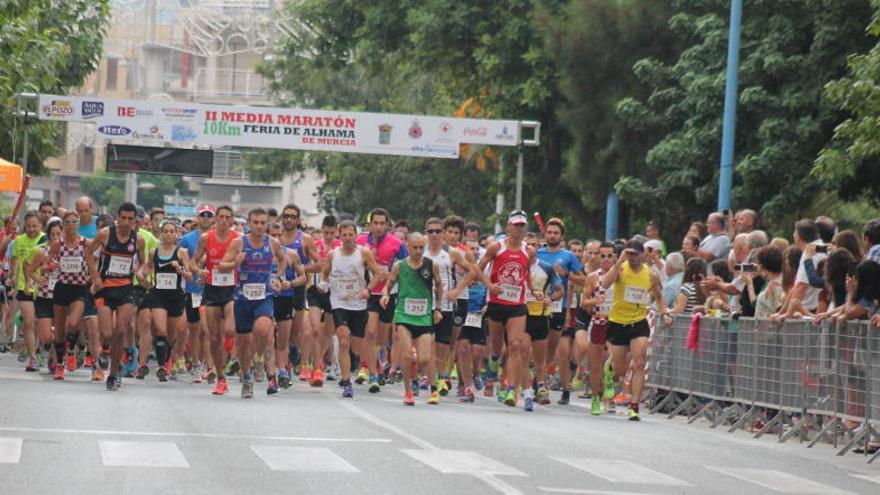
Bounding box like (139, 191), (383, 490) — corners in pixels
(106, 58), (118, 90)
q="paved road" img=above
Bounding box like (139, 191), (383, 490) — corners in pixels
(0, 356), (878, 495)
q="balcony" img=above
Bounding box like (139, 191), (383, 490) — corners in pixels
(192, 68), (266, 99)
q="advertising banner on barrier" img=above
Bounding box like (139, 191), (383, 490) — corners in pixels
(37, 95), (522, 159)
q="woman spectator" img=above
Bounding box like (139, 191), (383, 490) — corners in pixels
(832, 229), (863, 260)
(671, 257), (707, 314)
(770, 237), (790, 252)
(782, 246), (803, 296)
(704, 259), (734, 315)
(687, 221), (707, 241)
(754, 247), (785, 319)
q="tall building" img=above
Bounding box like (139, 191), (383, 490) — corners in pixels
(40, 0), (325, 225)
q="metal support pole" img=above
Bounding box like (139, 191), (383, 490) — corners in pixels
(605, 191), (618, 241)
(125, 173), (138, 205)
(514, 150), (523, 211)
(717, 0), (742, 212)
(495, 154), (505, 234)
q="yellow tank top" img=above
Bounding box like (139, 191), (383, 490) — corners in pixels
(609, 262), (651, 325)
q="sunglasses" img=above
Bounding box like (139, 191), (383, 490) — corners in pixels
(426, 229), (443, 234)
(598, 254), (614, 259)
(199, 212), (214, 218)
(282, 214), (299, 220)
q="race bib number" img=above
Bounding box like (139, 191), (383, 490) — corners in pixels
(47, 273), (58, 291)
(333, 276), (358, 298)
(498, 283), (522, 302)
(60, 256), (83, 274)
(404, 298), (428, 316)
(212, 269), (234, 287)
(243, 283), (266, 301)
(465, 312), (482, 328)
(440, 299), (453, 312)
(551, 299), (563, 313)
(623, 286), (650, 306)
(525, 290), (536, 302)
(108, 255), (132, 276)
(155, 272), (177, 290)
(191, 293), (203, 308)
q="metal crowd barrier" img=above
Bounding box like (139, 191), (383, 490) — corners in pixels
(646, 315), (880, 463)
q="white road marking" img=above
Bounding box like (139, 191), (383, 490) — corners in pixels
(251, 446), (358, 473)
(0, 426), (389, 443)
(401, 448), (526, 476)
(99, 440), (189, 468)
(705, 466), (854, 495)
(551, 457), (690, 486)
(539, 488), (661, 495)
(851, 473), (880, 485)
(0, 438), (23, 464)
(340, 401), (526, 495)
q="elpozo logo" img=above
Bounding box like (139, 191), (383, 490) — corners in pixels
(98, 125), (132, 137)
(42, 100), (74, 118)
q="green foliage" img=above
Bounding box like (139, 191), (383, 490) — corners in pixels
(616, 0), (874, 239)
(0, 0), (110, 175)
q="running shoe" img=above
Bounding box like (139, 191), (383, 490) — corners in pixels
(241, 375), (254, 399)
(342, 381), (354, 398)
(603, 358), (616, 401)
(124, 348), (139, 376)
(419, 376), (429, 390)
(524, 394), (534, 412)
(487, 356), (500, 378)
(53, 364), (64, 380)
(437, 378), (450, 397)
(66, 353), (78, 372)
(205, 368), (216, 384)
(192, 364), (204, 384)
(83, 355), (96, 369)
(278, 368), (292, 389)
(571, 373), (584, 393)
(548, 373), (562, 391)
(591, 396), (602, 416)
(456, 383), (466, 398)
(628, 407), (640, 421)
(175, 358), (187, 375)
(310, 368), (324, 387)
(224, 358), (240, 376)
(136, 365), (149, 380)
(212, 378), (229, 395)
(299, 365), (311, 382)
(427, 391), (440, 405)
(157, 365), (168, 383)
(368, 374), (380, 393)
(484, 379), (494, 397)
(558, 389), (570, 405)
(613, 393), (631, 405)
(473, 374), (484, 391)
(404, 390), (415, 406)
(91, 367), (102, 381)
(503, 388), (517, 407)
(460, 387), (475, 403)
(25, 356), (38, 372)
(411, 380), (420, 397)
(536, 387), (551, 405)
(325, 364), (339, 382)
(105, 374), (118, 391)
(267, 375), (279, 395)
(355, 367), (368, 385)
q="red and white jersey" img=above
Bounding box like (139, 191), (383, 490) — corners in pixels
(488, 240), (530, 306)
(313, 237), (341, 285)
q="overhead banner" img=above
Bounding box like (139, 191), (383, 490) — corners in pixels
(37, 95), (522, 159)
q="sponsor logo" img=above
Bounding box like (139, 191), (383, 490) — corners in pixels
(42, 100), (74, 118)
(495, 125), (515, 142)
(81, 101), (104, 119)
(378, 124), (392, 145)
(171, 125), (197, 142)
(408, 120), (423, 139)
(117, 106), (154, 118)
(463, 126), (488, 137)
(131, 125), (165, 141)
(439, 122), (452, 136)
(410, 143), (458, 157)
(162, 107), (198, 120)
(98, 125), (132, 136)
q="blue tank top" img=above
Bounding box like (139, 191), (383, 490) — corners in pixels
(273, 245), (295, 297)
(286, 230), (309, 266)
(467, 283), (488, 313)
(236, 234), (274, 301)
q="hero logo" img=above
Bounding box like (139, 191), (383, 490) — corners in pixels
(98, 125), (132, 136)
(117, 106), (154, 117)
(42, 100), (73, 118)
(81, 101), (104, 119)
(463, 127), (488, 137)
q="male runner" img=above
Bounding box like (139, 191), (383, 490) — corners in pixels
(179, 204), (214, 383)
(457, 238), (489, 402)
(380, 232), (443, 405)
(524, 232), (563, 409)
(86, 202), (146, 391)
(189, 205), (240, 395)
(320, 220), (382, 398)
(423, 217), (474, 397)
(269, 220), (307, 388)
(357, 208), (408, 392)
(577, 241), (617, 414)
(279, 204), (320, 381)
(219, 208), (289, 398)
(477, 210), (535, 409)
(601, 239), (672, 420)
(307, 215), (341, 386)
(442, 215), (478, 395)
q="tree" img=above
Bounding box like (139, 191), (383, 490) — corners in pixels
(813, 0), (880, 203)
(615, 0), (874, 239)
(0, 1), (110, 175)
(81, 172), (194, 213)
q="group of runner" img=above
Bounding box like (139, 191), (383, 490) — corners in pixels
(1, 199), (672, 420)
